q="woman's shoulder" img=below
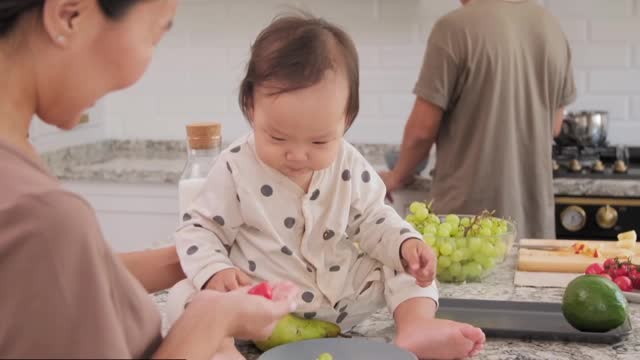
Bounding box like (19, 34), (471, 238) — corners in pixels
(2, 189), (99, 251)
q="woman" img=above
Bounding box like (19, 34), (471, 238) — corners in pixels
(0, 1), (298, 359)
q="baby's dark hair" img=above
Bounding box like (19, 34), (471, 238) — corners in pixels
(239, 12), (359, 128)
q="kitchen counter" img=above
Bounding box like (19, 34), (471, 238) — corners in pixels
(44, 140), (640, 197)
(152, 250), (640, 360)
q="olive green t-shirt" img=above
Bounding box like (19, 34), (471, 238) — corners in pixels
(0, 138), (162, 357)
(414, 0), (576, 239)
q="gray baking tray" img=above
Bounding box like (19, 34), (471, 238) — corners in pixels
(436, 298), (632, 344)
(257, 338), (417, 360)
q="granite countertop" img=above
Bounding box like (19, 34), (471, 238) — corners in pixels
(43, 140), (640, 197)
(152, 250), (640, 360)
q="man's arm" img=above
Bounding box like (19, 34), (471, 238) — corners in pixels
(383, 97), (443, 192)
(553, 108), (565, 138)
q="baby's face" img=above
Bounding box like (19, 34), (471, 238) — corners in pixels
(252, 70), (349, 182)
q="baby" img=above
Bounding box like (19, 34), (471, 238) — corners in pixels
(167, 13), (485, 360)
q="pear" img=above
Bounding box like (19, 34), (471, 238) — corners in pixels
(254, 314), (341, 352)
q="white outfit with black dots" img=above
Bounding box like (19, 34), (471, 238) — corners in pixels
(166, 134), (439, 331)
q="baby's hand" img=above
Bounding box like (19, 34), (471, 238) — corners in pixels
(400, 238), (437, 287)
(205, 268), (253, 292)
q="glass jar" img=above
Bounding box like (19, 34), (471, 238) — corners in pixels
(178, 122), (222, 219)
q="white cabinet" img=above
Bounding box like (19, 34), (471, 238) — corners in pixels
(62, 182), (180, 252)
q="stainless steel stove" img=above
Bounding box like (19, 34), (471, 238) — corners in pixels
(553, 145), (640, 240)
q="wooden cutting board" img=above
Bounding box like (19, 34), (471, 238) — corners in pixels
(513, 271), (640, 303)
(517, 238), (639, 273)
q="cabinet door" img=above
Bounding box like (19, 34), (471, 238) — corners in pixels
(62, 182), (180, 252)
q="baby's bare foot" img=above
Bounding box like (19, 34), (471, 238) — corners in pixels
(395, 318), (485, 359)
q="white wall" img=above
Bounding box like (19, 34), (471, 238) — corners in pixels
(34, 0), (640, 148)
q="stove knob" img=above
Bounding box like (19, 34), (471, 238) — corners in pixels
(614, 160), (628, 174)
(592, 160), (605, 173)
(596, 205), (618, 229)
(570, 159), (583, 173)
(560, 205), (587, 232)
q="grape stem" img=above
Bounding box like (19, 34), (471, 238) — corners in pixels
(462, 209), (496, 237)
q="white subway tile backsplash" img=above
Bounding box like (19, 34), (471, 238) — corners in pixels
(547, 0), (633, 18)
(590, 71), (640, 92)
(558, 19), (588, 42)
(571, 44), (632, 68)
(630, 96), (640, 118)
(380, 94), (416, 118)
(568, 95), (629, 119)
(590, 20), (640, 42)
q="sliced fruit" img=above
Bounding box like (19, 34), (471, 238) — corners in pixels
(617, 230), (637, 249)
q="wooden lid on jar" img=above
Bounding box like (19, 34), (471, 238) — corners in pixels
(186, 122), (221, 149)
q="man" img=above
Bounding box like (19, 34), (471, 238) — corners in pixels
(380, 0), (576, 239)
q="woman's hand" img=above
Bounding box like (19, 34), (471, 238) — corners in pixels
(192, 281), (299, 341)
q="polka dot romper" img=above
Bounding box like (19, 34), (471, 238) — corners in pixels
(168, 134), (439, 331)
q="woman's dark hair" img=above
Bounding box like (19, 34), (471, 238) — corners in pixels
(239, 12), (360, 128)
(0, 0), (143, 38)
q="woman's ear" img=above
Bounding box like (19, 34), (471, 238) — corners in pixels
(41, 0), (89, 47)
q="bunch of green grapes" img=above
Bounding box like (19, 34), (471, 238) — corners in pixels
(405, 201), (512, 283)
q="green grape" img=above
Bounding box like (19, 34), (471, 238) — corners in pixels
(459, 248), (471, 261)
(456, 226), (466, 238)
(439, 255), (452, 268)
(423, 233), (436, 246)
(498, 225), (508, 234)
(448, 262), (462, 277)
(439, 242), (453, 256)
(479, 256), (496, 270)
(480, 218), (493, 229)
(316, 353), (333, 360)
(463, 262), (483, 279)
(450, 226), (459, 237)
(451, 250), (464, 262)
(439, 222), (452, 232)
(455, 237), (468, 249)
(427, 214), (440, 224)
(423, 224), (438, 235)
(414, 223), (425, 234)
(415, 206), (429, 221)
(445, 214), (460, 227)
(460, 217), (471, 227)
(437, 224), (452, 238)
(473, 251), (486, 263)
(468, 237), (482, 252)
(479, 227), (492, 237)
(405, 214), (418, 225)
(409, 201), (426, 214)
(481, 243), (496, 257)
(438, 271), (454, 282)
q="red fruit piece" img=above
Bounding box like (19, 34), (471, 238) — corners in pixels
(633, 277), (640, 290)
(248, 282), (273, 300)
(585, 263), (605, 275)
(615, 267), (629, 278)
(614, 276), (633, 292)
(603, 258), (617, 269)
